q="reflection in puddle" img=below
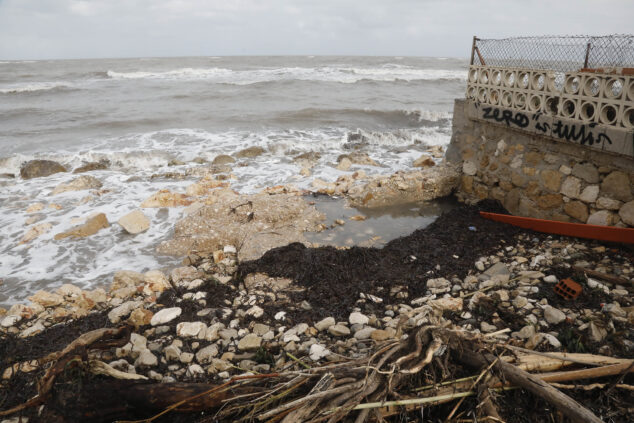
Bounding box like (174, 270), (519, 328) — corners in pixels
(306, 195), (458, 248)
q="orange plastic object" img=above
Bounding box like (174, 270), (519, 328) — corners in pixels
(554, 278), (583, 300)
(479, 212), (634, 244)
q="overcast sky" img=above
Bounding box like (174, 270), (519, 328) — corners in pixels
(0, 0), (632, 60)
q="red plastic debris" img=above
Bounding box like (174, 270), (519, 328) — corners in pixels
(554, 278), (583, 300)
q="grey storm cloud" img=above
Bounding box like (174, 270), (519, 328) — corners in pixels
(0, 0), (632, 59)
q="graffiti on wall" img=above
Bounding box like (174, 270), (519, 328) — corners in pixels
(478, 105), (613, 148)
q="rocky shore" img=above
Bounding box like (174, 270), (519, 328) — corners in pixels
(1, 156), (632, 423)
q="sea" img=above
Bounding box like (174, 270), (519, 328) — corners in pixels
(0, 56), (468, 305)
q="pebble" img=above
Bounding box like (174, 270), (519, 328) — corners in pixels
(176, 321), (207, 338)
(315, 317), (335, 331)
(150, 307), (182, 326)
(309, 343), (330, 361)
(135, 350), (158, 367)
(353, 327), (376, 340)
(543, 306), (566, 325)
(349, 312), (369, 325)
(237, 334), (262, 351)
(328, 324), (351, 336)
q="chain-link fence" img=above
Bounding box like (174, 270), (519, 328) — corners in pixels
(471, 35), (634, 73)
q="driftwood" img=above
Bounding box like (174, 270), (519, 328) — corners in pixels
(573, 265), (632, 286)
(458, 349), (604, 423)
(2, 323), (629, 423)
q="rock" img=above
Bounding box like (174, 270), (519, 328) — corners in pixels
(462, 161), (477, 176)
(212, 155), (236, 165)
(309, 344), (331, 361)
(579, 185), (599, 203)
(544, 306), (566, 324)
(517, 325), (536, 339)
(563, 201), (588, 222)
(20, 321), (46, 338)
(596, 197), (622, 210)
(176, 322), (207, 338)
(128, 308), (154, 327)
(337, 157), (352, 171)
(118, 210), (150, 234)
(144, 270), (171, 292)
(371, 329), (393, 341)
(338, 152), (377, 166)
(560, 176), (581, 199)
(195, 344), (219, 364)
(73, 161), (109, 173)
(315, 317), (335, 331)
(588, 321), (607, 343)
(601, 171), (632, 202)
(235, 146), (265, 158)
(187, 364), (205, 376)
(111, 270), (144, 291)
(540, 170), (562, 192)
(587, 210), (616, 226)
(354, 327), (376, 340)
(571, 163), (599, 184)
(426, 278), (451, 293)
(57, 284), (83, 297)
(140, 190), (192, 208)
(156, 193), (324, 260)
(619, 201), (634, 226)
(108, 301), (143, 324)
(483, 262), (510, 278)
(512, 296), (528, 309)
(171, 267), (200, 284)
(430, 297), (463, 312)
(328, 324), (350, 336)
(29, 290), (64, 307)
(349, 312), (369, 325)
(1, 315), (21, 327)
(20, 160), (67, 179)
(413, 155), (435, 167)
(246, 305), (264, 318)
(135, 350), (158, 367)
(164, 345), (181, 361)
(150, 307), (182, 326)
(20, 222), (52, 244)
(54, 213), (109, 240)
(480, 322), (497, 333)
(237, 334), (262, 351)
(543, 275), (558, 283)
(51, 175), (102, 195)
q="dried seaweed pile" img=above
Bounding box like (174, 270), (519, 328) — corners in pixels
(238, 200), (523, 320)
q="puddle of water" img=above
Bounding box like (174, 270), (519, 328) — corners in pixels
(306, 196), (458, 248)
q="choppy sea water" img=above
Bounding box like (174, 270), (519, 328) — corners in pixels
(0, 56), (467, 305)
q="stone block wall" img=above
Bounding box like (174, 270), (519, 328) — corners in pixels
(446, 99), (634, 227)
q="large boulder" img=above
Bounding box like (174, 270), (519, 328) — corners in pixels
(20, 160), (67, 179)
(157, 192), (324, 260)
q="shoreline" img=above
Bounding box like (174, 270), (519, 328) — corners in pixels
(1, 163), (633, 422)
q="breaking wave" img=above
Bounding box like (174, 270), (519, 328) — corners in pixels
(106, 66), (467, 84)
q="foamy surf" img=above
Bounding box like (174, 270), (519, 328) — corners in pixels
(0, 55), (466, 305)
(105, 66), (467, 84)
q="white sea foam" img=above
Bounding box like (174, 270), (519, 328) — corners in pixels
(0, 122), (451, 305)
(105, 66), (467, 84)
(0, 81), (74, 94)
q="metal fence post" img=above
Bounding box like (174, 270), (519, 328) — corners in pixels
(470, 36), (477, 65)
